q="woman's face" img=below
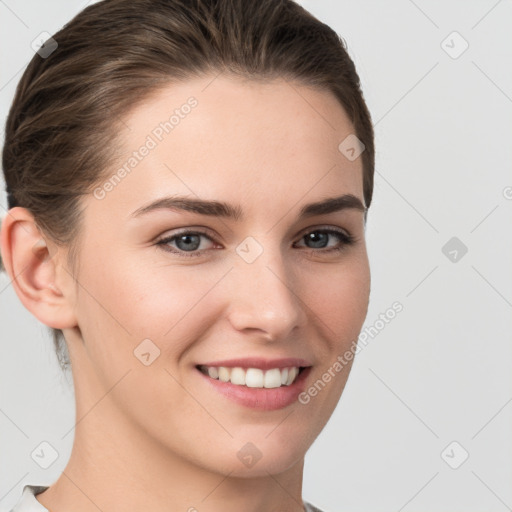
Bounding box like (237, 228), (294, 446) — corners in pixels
(64, 75), (370, 477)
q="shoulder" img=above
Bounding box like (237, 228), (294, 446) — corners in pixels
(303, 500), (327, 512)
(9, 484), (49, 512)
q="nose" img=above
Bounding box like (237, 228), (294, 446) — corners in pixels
(226, 243), (307, 342)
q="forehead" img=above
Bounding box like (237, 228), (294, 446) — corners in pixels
(93, 75), (364, 218)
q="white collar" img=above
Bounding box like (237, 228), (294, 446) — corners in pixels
(9, 485), (49, 512)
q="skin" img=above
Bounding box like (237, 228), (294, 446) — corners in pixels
(1, 74), (371, 512)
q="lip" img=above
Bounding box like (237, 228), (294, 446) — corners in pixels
(195, 364), (312, 411)
(197, 357), (312, 370)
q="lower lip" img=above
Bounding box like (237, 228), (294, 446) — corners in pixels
(196, 367), (312, 411)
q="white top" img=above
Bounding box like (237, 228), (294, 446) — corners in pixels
(10, 484), (325, 512)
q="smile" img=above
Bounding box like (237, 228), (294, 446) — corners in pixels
(195, 357), (313, 410)
(197, 365), (304, 388)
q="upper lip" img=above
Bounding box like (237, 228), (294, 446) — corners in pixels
(197, 357), (312, 371)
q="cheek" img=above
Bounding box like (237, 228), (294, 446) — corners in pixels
(304, 257), (370, 345)
(76, 254), (229, 363)
(291, 260), (369, 434)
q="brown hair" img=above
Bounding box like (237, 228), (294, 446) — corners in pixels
(1, 0), (375, 372)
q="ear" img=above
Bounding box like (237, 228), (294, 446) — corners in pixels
(0, 207), (78, 330)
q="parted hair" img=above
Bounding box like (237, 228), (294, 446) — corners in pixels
(1, 0), (375, 372)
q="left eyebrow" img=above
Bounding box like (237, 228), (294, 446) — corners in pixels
(298, 194), (367, 218)
(129, 193), (367, 221)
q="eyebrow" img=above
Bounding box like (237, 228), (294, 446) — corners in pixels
(130, 194), (367, 221)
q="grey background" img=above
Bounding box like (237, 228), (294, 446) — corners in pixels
(1, 1), (511, 511)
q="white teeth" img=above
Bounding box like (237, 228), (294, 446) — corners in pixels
(286, 367), (299, 386)
(200, 365), (303, 388)
(218, 366), (231, 382)
(245, 368), (264, 388)
(264, 368), (282, 388)
(230, 367), (246, 386)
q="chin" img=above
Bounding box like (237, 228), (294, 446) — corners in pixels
(200, 436), (307, 478)
(223, 453), (304, 478)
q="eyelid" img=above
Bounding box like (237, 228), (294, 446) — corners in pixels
(157, 226), (217, 240)
(296, 224), (351, 239)
(156, 224), (351, 241)
(155, 228), (218, 254)
(155, 224), (355, 257)
(293, 226), (356, 250)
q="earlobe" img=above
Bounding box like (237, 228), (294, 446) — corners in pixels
(0, 207), (77, 330)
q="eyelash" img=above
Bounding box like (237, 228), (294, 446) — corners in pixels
(155, 227), (356, 258)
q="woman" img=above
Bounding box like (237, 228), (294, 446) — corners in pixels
(1, 0), (374, 510)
